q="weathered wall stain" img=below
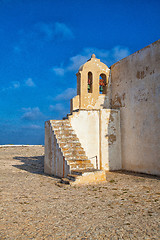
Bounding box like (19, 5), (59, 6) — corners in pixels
(109, 113), (114, 122)
(108, 134), (117, 145)
(134, 88), (149, 102)
(136, 66), (155, 80)
(112, 93), (126, 108)
(136, 70), (146, 79)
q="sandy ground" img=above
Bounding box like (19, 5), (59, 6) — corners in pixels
(0, 146), (160, 240)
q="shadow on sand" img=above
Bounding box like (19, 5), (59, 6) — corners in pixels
(13, 155), (45, 175)
(12, 155), (160, 181)
(110, 170), (160, 180)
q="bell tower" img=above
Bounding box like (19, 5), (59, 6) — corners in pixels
(71, 54), (110, 112)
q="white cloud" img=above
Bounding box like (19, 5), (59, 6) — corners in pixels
(35, 22), (74, 41)
(21, 107), (45, 121)
(49, 103), (66, 113)
(25, 78), (36, 87)
(1, 76), (37, 93)
(67, 55), (89, 72)
(54, 22), (74, 40)
(1, 81), (20, 92)
(70, 46), (130, 68)
(52, 46), (130, 75)
(55, 88), (76, 101)
(22, 124), (42, 130)
(111, 46), (130, 62)
(35, 22), (53, 41)
(12, 81), (20, 89)
(52, 67), (65, 76)
(1, 77), (37, 92)
(12, 22), (74, 55)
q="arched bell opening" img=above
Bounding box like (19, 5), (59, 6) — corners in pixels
(88, 72), (93, 93)
(99, 74), (107, 94)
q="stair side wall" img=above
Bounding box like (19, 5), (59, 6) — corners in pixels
(44, 121), (52, 175)
(44, 121), (70, 178)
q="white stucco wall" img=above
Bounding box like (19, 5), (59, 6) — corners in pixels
(100, 109), (121, 170)
(111, 40), (160, 175)
(69, 110), (100, 168)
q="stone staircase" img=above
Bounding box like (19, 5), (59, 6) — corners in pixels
(50, 119), (106, 185)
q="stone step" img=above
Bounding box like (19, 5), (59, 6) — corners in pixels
(57, 139), (80, 144)
(53, 124), (73, 129)
(61, 146), (84, 152)
(63, 150), (86, 156)
(51, 123), (69, 126)
(53, 127), (71, 132)
(54, 130), (75, 135)
(59, 178), (70, 185)
(63, 149), (86, 154)
(51, 119), (69, 123)
(55, 132), (77, 138)
(65, 155), (88, 160)
(57, 141), (80, 145)
(51, 120), (70, 124)
(59, 142), (81, 148)
(67, 174), (77, 181)
(70, 163), (94, 170)
(71, 169), (98, 175)
(67, 159), (91, 164)
(51, 121), (70, 127)
(56, 135), (79, 140)
(52, 125), (71, 130)
(64, 155), (87, 160)
(67, 170), (97, 180)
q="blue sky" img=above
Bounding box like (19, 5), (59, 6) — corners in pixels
(0, 0), (160, 145)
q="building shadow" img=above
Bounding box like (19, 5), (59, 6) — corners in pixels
(13, 155), (62, 180)
(13, 155), (60, 180)
(13, 155), (45, 175)
(110, 170), (160, 180)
